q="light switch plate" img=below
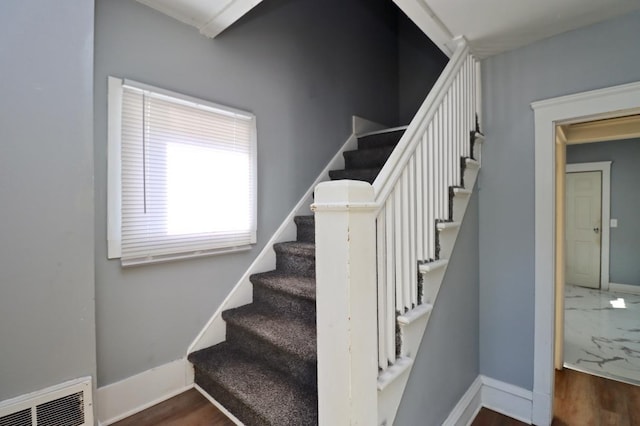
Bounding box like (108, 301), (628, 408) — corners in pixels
(611, 219), (618, 228)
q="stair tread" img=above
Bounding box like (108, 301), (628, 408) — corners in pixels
(223, 304), (317, 362)
(273, 241), (315, 257)
(189, 343), (318, 425)
(251, 271), (316, 302)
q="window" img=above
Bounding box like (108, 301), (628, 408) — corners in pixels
(108, 77), (257, 266)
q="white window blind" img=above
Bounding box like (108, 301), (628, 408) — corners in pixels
(108, 77), (257, 266)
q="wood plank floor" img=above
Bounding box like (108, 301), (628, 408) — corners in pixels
(113, 368), (640, 425)
(472, 368), (640, 426)
(112, 388), (234, 426)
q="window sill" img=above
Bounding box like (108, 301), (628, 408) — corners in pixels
(119, 244), (253, 267)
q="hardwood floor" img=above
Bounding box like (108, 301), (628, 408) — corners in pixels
(472, 368), (640, 426)
(112, 388), (234, 426)
(553, 368), (640, 426)
(113, 369), (640, 425)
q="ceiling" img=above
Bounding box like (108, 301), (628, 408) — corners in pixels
(424, 0), (640, 57)
(136, 0), (640, 57)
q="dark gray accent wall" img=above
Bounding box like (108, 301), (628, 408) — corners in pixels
(480, 10), (640, 389)
(397, 13), (448, 125)
(0, 1), (96, 401)
(395, 189), (479, 425)
(567, 138), (640, 286)
(94, 0), (402, 386)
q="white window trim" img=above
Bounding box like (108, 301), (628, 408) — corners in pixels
(107, 76), (257, 266)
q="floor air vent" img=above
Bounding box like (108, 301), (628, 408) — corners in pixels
(0, 378), (92, 426)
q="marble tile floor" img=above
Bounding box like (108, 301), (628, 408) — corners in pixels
(564, 284), (640, 385)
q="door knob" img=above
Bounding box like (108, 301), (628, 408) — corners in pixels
(593, 227), (600, 234)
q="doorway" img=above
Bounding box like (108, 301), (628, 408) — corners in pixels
(531, 80), (640, 425)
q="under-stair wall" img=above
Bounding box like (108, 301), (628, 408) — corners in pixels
(394, 189), (479, 425)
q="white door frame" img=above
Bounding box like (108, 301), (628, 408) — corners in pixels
(531, 80), (640, 425)
(565, 162), (611, 291)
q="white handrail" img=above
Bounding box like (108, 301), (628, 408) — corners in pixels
(373, 37), (471, 206)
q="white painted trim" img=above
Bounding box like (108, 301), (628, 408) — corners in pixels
(441, 376), (482, 426)
(392, 0), (454, 56)
(96, 358), (192, 425)
(609, 282), (640, 295)
(107, 76), (123, 259)
(193, 384), (243, 426)
(352, 116), (388, 135)
(442, 375), (534, 426)
(357, 125), (409, 138)
(135, 0), (264, 39)
(532, 80), (640, 426)
(198, 0), (265, 38)
(566, 161), (611, 291)
(480, 376), (533, 425)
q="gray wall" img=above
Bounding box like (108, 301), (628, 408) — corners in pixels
(0, 1), (96, 401)
(567, 138), (640, 286)
(397, 13), (448, 124)
(94, 0), (403, 386)
(395, 190), (479, 426)
(480, 10), (640, 389)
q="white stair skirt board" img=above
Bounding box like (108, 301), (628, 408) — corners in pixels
(96, 358), (191, 425)
(193, 384), (243, 426)
(609, 283), (640, 295)
(186, 115), (384, 358)
(441, 376), (482, 426)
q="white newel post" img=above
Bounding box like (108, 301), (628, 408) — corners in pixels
(312, 180), (379, 426)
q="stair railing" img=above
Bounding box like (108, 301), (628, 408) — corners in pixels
(312, 37), (480, 425)
(373, 37), (478, 375)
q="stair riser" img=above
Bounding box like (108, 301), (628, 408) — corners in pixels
(296, 222), (315, 244)
(193, 368), (265, 426)
(343, 147), (393, 169)
(226, 324), (317, 389)
(357, 131), (404, 150)
(253, 285), (316, 323)
(328, 169), (378, 184)
(276, 253), (315, 278)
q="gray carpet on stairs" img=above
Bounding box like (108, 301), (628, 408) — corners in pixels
(188, 129), (406, 426)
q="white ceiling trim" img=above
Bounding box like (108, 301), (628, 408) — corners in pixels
(393, 0), (454, 57)
(136, 0), (264, 38)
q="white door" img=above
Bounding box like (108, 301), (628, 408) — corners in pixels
(565, 171), (602, 288)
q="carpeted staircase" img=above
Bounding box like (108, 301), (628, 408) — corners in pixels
(188, 128), (405, 425)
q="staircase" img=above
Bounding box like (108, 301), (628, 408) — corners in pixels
(188, 129), (406, 425)
(188, 37), (480, 426)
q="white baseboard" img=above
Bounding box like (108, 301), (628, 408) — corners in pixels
(443, 375), (534, 426)
(442, 376), (482, 426)
(609, 282), (640, 295)
(96, 358), (192, 425)
(480, 375), (533, 424)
